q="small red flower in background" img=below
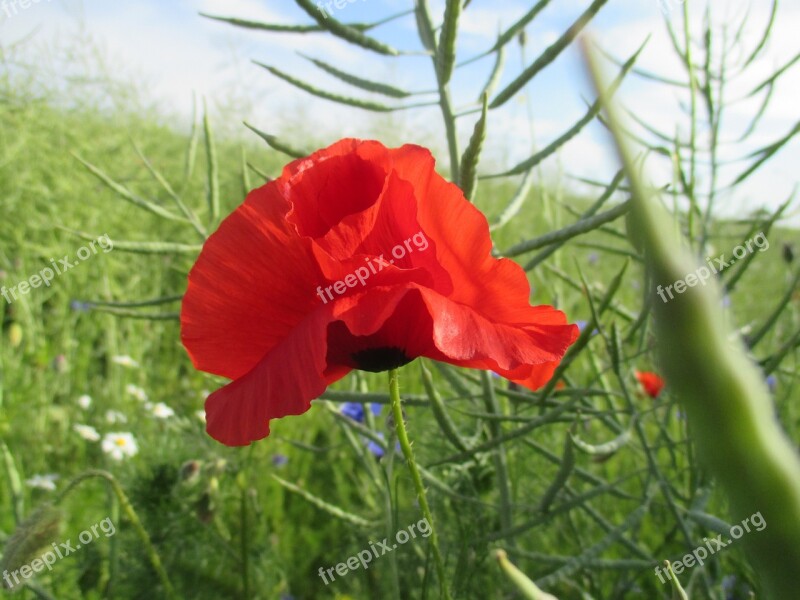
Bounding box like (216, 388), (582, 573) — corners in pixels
(181, 139), (579, 446)
(635, 370), (665, 398)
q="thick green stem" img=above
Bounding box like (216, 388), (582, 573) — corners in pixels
(388, 368), (451, 600)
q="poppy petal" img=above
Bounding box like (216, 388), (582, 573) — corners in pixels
(181, 182), (323, 380)
(204, 307), (349, 446)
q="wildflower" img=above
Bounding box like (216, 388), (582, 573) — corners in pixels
(151, 402), (175, 419)
(77, 394), (92, 409)
(367, 436), (386, 458)
(272, 454), (288, 467)
(112, 355), (140, 368)
(125, 384), (148, 402)
(105, 410), (128, 424)
(24, 474), (59, 491)
(634, 370), (665, 399)
(74, 424), (101, 442)
(181, 139), (579, 445)
(587, 252), (599, 265)
(70, 300), (92, 312)
(101, 433), (139, 461)
(340, 402), (382, 422)
(766, 374), (777, 393)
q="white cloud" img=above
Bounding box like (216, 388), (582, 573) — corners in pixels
(1, 0), (795, 217)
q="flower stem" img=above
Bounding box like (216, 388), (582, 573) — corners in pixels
(56, 470), (178, 599)
(388, 368), (451, 600)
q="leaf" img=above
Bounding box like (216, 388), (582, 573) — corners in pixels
(734, 119), (800, 185)
(459, 93), (488, 201)
(255, 62), (404, 112)
(501, 200), (631, 258)
(538, 431), (575, 513)
(244, 122), (309, 159)
(299, 53), (412, 98)
(487, 38), (646, 177)
(437, 0), (462, 83)
(60, 229), (202, 255)
(73, 155), (185, 222)
(88, 308), (180, 321)
(271, 474), (374, 527)
(490, 168), (535, 231)
(459, 0), (553, 67)
(570, 428), (632, 457)
(293, 0), (399, 56)
(200, 12), (360, 33)
(83, 294), (183, 308)
(420, 361), (470, 453)
(414, 0), (437, 53)
(132, 140), (206, 239)
(490, 0), (610, 108)
(495, 550), (559, 600)
(479, 42), (506, 101)
(203, 101), (220, 226)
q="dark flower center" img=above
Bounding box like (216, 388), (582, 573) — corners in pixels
(352, 347), (413, 373)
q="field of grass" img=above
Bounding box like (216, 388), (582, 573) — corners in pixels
(1, 4), (799, 600)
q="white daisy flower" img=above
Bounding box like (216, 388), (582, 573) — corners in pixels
(125, 384), (148, 402)
(101, 432), (139, 461)
(25, 474), (59, 491)
(112, 355), (140, 368)
(151, 402), (175, 419)
(74, 424), (101, 442)
(105, 410), (128, 424)
(77, 394), (92, 409)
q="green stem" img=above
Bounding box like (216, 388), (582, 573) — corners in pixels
(479, 371), (513, 535)
(438, 85), (461, 182)
(388, 368), (451, 600)
(57, 470), (178, 599)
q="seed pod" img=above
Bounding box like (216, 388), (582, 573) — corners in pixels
(0, 504), (64, 589)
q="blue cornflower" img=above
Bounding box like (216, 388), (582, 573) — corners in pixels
(766, 374), (777, 392)
(340, 402), (382, 423)
(70, 300), (92, 312)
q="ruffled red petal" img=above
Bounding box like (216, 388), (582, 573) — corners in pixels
(182, 139), (580, 446)
(181, 182), (324, 380)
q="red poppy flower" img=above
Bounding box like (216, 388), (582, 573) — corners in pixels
(181, 139), (579, 446)
(635, 370), (665, 399)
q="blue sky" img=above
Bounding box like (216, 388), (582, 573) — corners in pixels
(2, 0), (798, 217)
